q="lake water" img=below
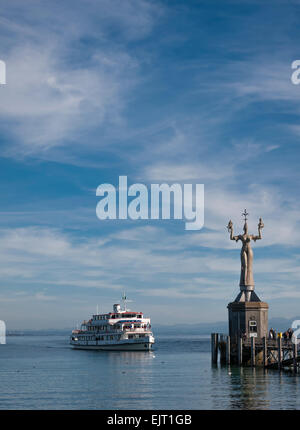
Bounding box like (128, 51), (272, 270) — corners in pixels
(0, 333), (299, 409)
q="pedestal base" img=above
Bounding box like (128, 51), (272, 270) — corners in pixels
(227, 301), (269, 341)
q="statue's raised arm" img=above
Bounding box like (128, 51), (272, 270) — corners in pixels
(251, 217), (264, 242)
(227, 220), (240, 242)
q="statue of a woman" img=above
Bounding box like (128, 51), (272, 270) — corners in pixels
(227, 216), (264, 287)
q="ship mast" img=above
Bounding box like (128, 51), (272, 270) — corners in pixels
(122, 292), (127, 312)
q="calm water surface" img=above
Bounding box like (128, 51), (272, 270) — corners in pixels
(0, 334), (299, 409)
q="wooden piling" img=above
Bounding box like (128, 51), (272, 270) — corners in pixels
(210, 332), (300, 371)
(211, 333), (219, 364)
(277, 336), (282, 370)
(226, 336), (230, 365)
(263, 336), (267, 367)
(293, 341), (297, 373)
(237, 336), (243, 365)
(251, 336), (255, 367)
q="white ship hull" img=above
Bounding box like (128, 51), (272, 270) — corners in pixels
(70, 339), (154, 351)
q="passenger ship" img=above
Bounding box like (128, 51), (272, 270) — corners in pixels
(70, 297), (155, 351)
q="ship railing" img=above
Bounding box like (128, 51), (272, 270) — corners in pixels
(123, 328), (148, 332)
(87, 328), (150, 334)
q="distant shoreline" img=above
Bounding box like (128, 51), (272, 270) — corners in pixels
(6, 316), (299, 337)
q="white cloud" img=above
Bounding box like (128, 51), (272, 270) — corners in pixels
(140, 152), (300, 249)
(1, 44), (136, 152)
(230, 61), (296, 102)
(143, 162), (234, 182)
(0, 0), (160, 154)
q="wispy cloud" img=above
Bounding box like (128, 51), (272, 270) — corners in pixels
(0, 0), (161, 156)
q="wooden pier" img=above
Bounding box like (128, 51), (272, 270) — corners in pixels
(211, 333), (300, 371)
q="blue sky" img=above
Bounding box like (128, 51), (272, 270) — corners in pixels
(1, 0), (300, 329)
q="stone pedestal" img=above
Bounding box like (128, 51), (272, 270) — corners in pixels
(228, 300), (268, 341)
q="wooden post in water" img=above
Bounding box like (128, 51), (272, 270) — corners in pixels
(293, 341), (298, 373)
(211, 333), (219, 364)
(277, 336), (282, 370)
(251, 336), (255, 367)
(237, 336), (243, 365)
(226, 336), (231, 365)
(263, 336), (267, 367)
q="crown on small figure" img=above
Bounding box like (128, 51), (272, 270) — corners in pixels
(242, 209), (249, 222)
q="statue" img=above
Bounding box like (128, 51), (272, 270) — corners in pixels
(227, 209), (264, 287)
